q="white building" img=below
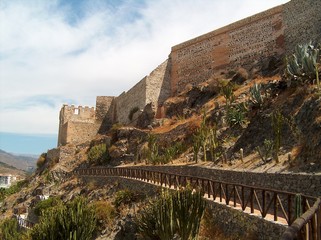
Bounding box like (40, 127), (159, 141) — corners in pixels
(0, 174), (17, 188)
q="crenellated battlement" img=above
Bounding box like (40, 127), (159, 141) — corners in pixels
(59, 104), (96, 125)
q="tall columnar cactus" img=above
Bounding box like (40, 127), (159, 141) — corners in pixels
(221, 83), (235, 107)
(271, 110), (283, 163)
(295, 194), (302, 218)
(30, 197), (96, 240)
(172, 188), (206, 240)
(137, 188), (206, 240)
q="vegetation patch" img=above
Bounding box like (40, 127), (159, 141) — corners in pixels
(30, 197), (96, 240)
(87, 144), (110, 165)
(137, 188), (206, 240)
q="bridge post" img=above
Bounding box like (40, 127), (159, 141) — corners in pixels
(274, 192), (278, 221)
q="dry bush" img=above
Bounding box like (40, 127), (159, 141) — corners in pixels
(36, 153), (47, 169)
(92, 201), (116, 229)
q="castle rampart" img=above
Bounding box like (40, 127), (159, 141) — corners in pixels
(170, 0), (321, 94)
(57, 0), (320, 146)
(283, 0), (321, 53)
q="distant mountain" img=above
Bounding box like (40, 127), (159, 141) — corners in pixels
(0, 149), (37, 173)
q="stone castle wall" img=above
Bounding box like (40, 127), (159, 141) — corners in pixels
(114, 60), (171, 125)
(170, 5), (284, 95)
(114, 77), (147, 125)
(96, 96), (115, 121)
(57, 0), (320, 146)
(170, 0), (321, 94)
(283, 0), (321, 53)
(58, 105), (97, 146)
(146, 60), (171, 107)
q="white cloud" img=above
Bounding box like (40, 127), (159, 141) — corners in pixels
(0, 0), (289, 134)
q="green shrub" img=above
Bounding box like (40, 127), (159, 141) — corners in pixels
(110, 123), (123, 132)
(36, 153), (47, 169)
(0, 218), (21, 240)
(128, 106), (140, 121)
(113, 189), (136, 208)
(4, 180), (29, 196)
(87, 144), (110, 165)
(226, 103), (247, 128)
(137, 188), (206, 240)
(34, 197), (61, 216)
(30, 197), (96, 240)
(221, 82), (235, 106)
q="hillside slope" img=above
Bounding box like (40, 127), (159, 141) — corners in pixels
(0, 149), (36, 172)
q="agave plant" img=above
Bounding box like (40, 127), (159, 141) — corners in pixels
(249, 83), (264, 107)
(286, 43), (320, 87)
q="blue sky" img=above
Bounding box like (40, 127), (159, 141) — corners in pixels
(0, 0), (289, 155)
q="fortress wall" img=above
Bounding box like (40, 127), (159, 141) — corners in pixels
(58, 104), (97, 146)
(95, 96), (115, 121)
(58, 123), (68, 146)
(59, 105), (96, 125)
(283, 0), (321, 53)
(64, 121), (100, 145)
(170, 5), (284, 95)
(115, 78), (147, 125)
(146, 59), (171, 107)
(170, 0), (321, 95)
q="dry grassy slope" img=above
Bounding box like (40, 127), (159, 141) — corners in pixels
(148, 75), (321, 173)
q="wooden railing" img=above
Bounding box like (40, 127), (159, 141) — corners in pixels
(74, 167), (319, 232)
(281, 198), (321, 240)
